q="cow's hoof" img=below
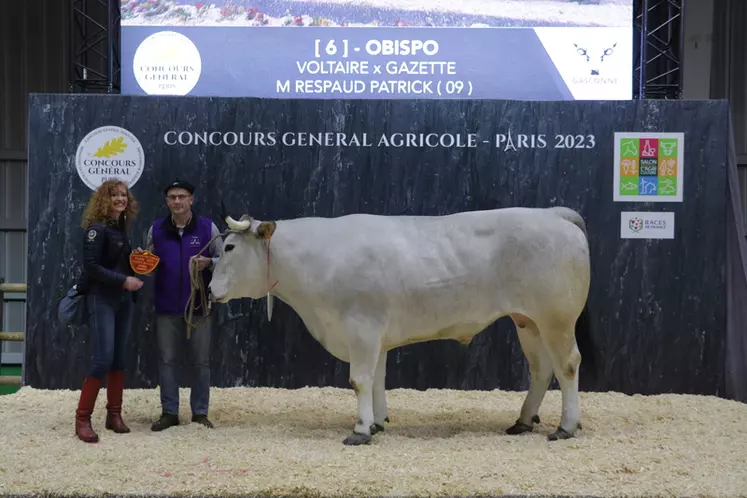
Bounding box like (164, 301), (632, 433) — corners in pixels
(370, 423), (385, 435)
(547, 427), (574, 441)
(343, 432), (372, 446)
(505, 415), (540, 435)
(506, 421), (533, 435)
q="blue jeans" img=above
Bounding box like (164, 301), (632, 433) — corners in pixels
(156, 315), (211, 417)
(86, 293), (133, 379)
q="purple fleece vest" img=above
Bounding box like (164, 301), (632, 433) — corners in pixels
(152, 214), (213, 316)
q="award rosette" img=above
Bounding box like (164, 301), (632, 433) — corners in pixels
(130, 251), (160, 275)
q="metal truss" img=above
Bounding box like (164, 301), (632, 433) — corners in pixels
(634, 0), (684, 99)
(70, 0), (121, 93)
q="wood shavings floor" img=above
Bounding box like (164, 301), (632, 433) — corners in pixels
(1, 386), (746, 497)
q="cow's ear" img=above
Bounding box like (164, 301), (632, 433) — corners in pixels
(257, 221), (276, 240)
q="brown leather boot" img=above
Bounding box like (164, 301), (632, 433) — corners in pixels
(75, 376), (101, 443)
(105, 370), (130, 433)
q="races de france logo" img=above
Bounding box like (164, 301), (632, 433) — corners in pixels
(75, 126), (145, 191)
(628, 217), (644, 232)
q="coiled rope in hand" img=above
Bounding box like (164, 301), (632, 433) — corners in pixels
(183, 230), (229, 339)
(184, 258), (209, 339)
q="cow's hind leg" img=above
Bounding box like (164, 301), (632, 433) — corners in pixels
(371, 351), (388, 435)
(539, 320), (583, 441)
(343, 327), (382, 446)
(506, 315), (553, 435)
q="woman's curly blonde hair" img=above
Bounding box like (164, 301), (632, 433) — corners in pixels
(80, 179), (140, 229)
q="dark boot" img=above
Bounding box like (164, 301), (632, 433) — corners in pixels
(151, 412), (180, 432)
(192, 414), (215, 428)
(75, 376), (101, 443)
(105, 370), (130, 433)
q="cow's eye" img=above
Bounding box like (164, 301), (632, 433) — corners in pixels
(225, 244), (235, 252)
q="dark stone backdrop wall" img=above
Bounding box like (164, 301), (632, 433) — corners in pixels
(25, 94), (736, 399)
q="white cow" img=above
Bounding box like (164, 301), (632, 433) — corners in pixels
(209, 206), (593, 445)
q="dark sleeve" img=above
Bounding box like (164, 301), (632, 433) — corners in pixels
(83, 225), (128, 288)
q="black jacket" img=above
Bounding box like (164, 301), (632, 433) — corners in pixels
(77, 215), (136, 300)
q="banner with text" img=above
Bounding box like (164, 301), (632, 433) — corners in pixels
(121, 0), (634, 100)
(26, 95), (731, 395)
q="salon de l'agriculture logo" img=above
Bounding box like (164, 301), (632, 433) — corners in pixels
(614, 132), (684, 203)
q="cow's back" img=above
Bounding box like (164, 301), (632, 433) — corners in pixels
(383, 207), (589, 344)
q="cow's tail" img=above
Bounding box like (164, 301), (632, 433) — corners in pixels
(548, 206), (597, 383)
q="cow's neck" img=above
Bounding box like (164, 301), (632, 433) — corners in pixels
(256, 223), (315, 312)
(256, 226), (340, 354)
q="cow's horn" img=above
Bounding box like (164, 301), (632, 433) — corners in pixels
(226, 215), (251, 231)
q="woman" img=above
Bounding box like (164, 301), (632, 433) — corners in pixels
(75, 179), (143, 443)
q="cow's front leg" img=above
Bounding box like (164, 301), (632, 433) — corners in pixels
(371, 350), (388, 435)
(343, 327), (382, 446)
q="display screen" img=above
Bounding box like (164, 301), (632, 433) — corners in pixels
(120, 0), (634, 100)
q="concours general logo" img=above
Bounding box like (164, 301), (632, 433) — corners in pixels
(75, 126), (145, 190)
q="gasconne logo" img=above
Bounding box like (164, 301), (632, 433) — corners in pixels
(75, 126), (145, 190)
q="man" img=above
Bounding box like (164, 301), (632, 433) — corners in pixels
(140, 179), (223, 431)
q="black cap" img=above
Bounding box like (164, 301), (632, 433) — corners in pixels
(164, 178), (195, 195)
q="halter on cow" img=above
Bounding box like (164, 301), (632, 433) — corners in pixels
(209, 206), (594, 445)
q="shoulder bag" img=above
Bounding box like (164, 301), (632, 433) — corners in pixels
(57, 283), (87, 327)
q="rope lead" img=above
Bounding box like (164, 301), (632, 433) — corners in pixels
(183, 230), (227, 339)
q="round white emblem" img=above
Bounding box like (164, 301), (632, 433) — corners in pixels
(75, 126), (145, 191)
(132, 31), (202, 95)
